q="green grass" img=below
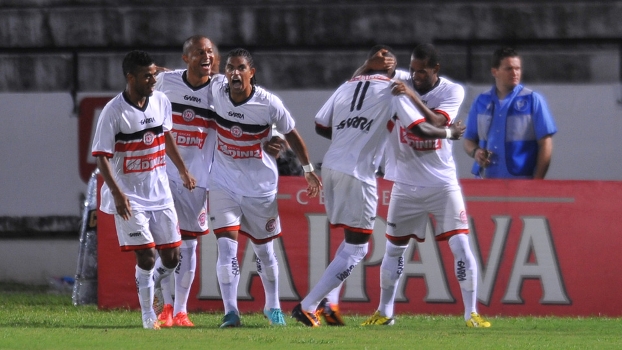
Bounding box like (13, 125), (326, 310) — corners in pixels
(0, 284), (620, 349)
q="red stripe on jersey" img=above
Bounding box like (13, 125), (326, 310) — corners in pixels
(432, 109), (451, 126)
(123, 149), (167, 173)
(216, 123), (271, 141)
(92, 151), (113, 158)
(114, 133), (165, 153)
(171, 129), (208, 149)
(173, 113), (212, 128)
(216, 138), (263, 159)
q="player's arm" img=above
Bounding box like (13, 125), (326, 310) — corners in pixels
(352, 49), (396, 77)
(534, 135), (553, 179)
(315, 123), (332, 140)
(96, 155), (132, 220)
(391, 80), (447, 127)
(164, 132), (196, 191)
(263, 136), (286, 158)
(283, 129), (322, 198)
(408, 120), (465, 140)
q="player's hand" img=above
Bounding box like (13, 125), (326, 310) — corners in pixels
(180, 170), (197, 191)
(366, 49), (396, 72)
(263, 136), (286, 158)
(155, 66), (172, 75)
(449, 120), (466, 140)
(303, 171), (322, 198)
(113, 192), (132, 220)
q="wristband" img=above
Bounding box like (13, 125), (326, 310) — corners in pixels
(470, 147), (479, 158)
(302, 164), (314, 173)
(445, 128), (452, 139)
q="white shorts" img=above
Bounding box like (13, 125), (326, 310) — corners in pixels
(114, 207), (182, 251)
(170, 179), (209, 237)
(208, 187), (281, 243)
(386, 182), (469, 242)
(321, 167), (377, 233)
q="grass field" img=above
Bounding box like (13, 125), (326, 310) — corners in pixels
(1, 283), (620, 349)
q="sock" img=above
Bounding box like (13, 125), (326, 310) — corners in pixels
(174, 239), (197, 315)
(325, 241), (345, 306)
(378, 240), (408, 318)
(216, 237), (240, 315)
(135, 265), (156, 321)
(156, 256), (174, 306)
(301, 241), (368, 312)
(152, 258), (175, 290)
(448, 234), (478, 320)
(252, 240), (280, 310)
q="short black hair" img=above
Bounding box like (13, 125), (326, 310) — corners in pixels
(226, 48), (256, 85)
(122, 50), (154, 77)
(491, 47), (519, 68)
(367, 44), (395, 59)
(182, 35), (210, 56)
(412, 43), (440, 68)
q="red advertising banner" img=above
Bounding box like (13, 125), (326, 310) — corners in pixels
(98, 177), (622, 316)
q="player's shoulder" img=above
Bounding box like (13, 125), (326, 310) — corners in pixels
(438, 77), (464, 92)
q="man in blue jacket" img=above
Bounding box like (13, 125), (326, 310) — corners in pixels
(463, 47), (557, 179)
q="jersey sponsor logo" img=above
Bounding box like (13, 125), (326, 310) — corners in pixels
(228, 111), (245, 120)
(123, 149), (166, 173)
(399, 126), (441, 151)
(387, 221), (396, 228)
(217, 139), (262, 159)
(265, 218), (277, 232)
(183, 95), (201, 104)
(336, 116), (374, 132)
(140, 117), (156, 125)
(171, 130), (206, 148)
(456, 260), (466, 282)
(230, 125), (243, 138)
(336, 264), (355, 282)
(182, 108), (196, 122)
(143, 131), (156, 146)
(128, 232), (141, 237)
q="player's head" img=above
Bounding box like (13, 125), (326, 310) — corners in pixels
(410, 43), (440, 94)
(367, 45), (397, 77)
(491, 47), (521, 90)
(225, 48), (256, 98)
(182, 35), (217, 80)
(122, 50), (157, 97)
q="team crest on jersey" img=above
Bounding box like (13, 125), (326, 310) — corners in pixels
(143, 131), (155, 145)
(182, 109), (195, 122)
(265, 218), (277, 232)
(515, 99), (527, 112)
(460, 210), (468, 224)
(230, 125), (243, 138)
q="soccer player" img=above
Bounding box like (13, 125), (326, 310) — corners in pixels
(359, 43), (491, 327)
(208, 48), (321, 328)
(291, 45), (465, 327)
(91, 50), (196, 330)
(151, 35), (218, 327)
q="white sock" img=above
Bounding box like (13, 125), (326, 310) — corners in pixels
(252, 240), (280, 310)
(174, 239), (197, 315)
(135, 265), (156, 321)
(378, 240), (408, 318)
(325, 241), (346, 306)
(156, 256), (174, 306)
(153, 258), (176, 290)
(448, 234), (478, 320)
(216, 237), (240, 315)
(301, 241), (368, 312)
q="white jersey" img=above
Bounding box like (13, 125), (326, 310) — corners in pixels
(154, 70), (217, 189)
(315, 74), (425, 185)
(384, 70), (465, 187)
(91, 91), (174, 213)
(208, 75), (295, 196)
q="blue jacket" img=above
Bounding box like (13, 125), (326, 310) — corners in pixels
(464, 84), (557, 178)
